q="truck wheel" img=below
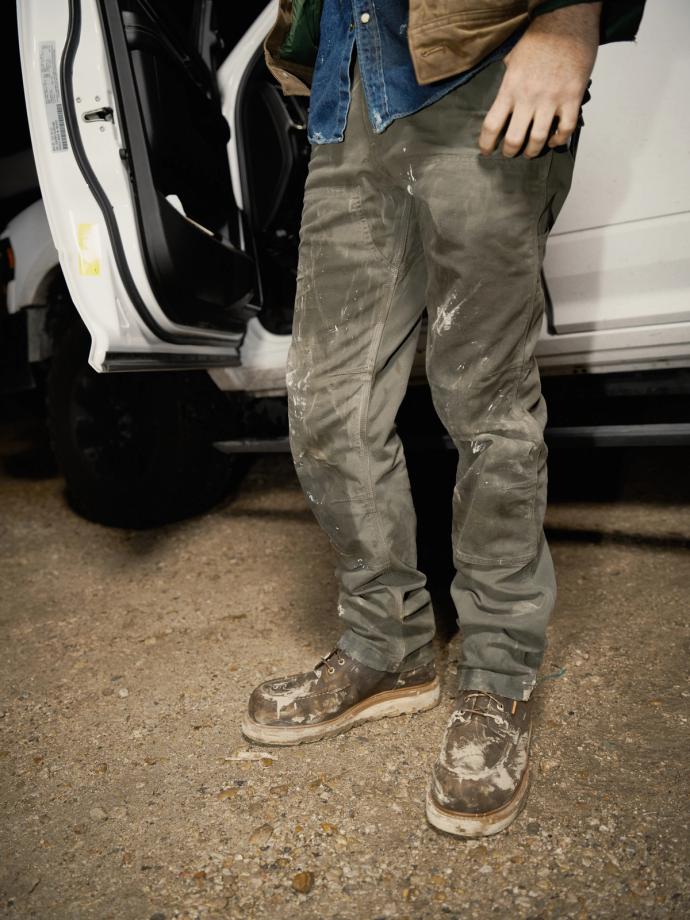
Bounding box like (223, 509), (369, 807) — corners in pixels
(46, 321), (245, 527)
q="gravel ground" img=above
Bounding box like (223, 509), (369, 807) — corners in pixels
(1, 414), (689, 920)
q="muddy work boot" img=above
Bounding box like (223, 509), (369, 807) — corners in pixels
(426, 690), (532, 838)
(242, 649), (440, 746)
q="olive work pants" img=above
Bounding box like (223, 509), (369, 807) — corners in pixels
(286, 60), (576, 701)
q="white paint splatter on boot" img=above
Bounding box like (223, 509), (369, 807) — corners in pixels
(242, 650), (440, 746)
(426, 690), (532, 838)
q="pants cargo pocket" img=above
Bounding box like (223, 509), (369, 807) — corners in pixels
(452, 435), (540, 567)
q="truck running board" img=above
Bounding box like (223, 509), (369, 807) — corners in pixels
(214, 423), (690, 454)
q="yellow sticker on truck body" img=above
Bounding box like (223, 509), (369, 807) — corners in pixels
(77, 222), (101, 276)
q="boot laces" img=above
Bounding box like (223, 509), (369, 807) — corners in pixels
(452, 691), (508, 727)
(314, 648), (346, 678)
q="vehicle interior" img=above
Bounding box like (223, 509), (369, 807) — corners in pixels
(210, 1), (310, 334)
(94, 0), (307, 337)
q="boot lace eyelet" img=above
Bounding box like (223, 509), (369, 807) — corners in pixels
(337, 658), (345, 666)
(328, 666), (335, 674)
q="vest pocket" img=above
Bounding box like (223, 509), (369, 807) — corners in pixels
(408, 1), (527, 85)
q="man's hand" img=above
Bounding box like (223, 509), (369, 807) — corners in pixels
(479, 3), (602, 158)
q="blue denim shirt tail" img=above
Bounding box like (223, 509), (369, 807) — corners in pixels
(308, 0), (524, 145)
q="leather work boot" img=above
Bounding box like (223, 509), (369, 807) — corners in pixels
(242, 649), (440, 745)
(426, 689), (532, 838)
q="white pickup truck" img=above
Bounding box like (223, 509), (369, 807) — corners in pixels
(2, 0), (688, 526)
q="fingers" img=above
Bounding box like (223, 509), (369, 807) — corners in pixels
(547, 102), (580, 148)
(479, 91), (580, 159)
(479, 89), (512, 156)
(500, 103), (533, 157)
(522, 109), (555, 159)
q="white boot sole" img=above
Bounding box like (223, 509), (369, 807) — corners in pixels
(241, 677), (441, 746)
(425, 767), (531, 838)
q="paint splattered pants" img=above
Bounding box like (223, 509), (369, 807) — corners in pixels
(287, 61), (576, 701)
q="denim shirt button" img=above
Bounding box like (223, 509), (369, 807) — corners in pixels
(360, 12), (370, 24)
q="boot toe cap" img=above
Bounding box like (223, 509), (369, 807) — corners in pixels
(430, 759), (521, 816)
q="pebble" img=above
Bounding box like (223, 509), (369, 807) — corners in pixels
(249, 824), (274, 846)
(292, 871), (315, 894)
(226, 750), (275, 762)
(89, 806), (108, 821)
(117, 688), (129, 699)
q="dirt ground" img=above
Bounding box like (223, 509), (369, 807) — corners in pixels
(1, 412), (689, 920)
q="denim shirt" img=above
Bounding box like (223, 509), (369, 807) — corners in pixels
(308, 0), (524, 145)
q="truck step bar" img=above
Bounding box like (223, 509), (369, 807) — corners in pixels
(214, 422), (690, 454)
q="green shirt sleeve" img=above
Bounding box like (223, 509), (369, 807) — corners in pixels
(279, 0), (324, 67)
(530, 0), (647, 44)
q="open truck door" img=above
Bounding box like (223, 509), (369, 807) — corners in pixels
(17, 0), (258, 373)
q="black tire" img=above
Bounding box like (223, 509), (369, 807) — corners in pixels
(46, 321), (246, 527)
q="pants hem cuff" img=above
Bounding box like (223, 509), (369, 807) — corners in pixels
(459, 668), (536, 702)
(338, 635), (436, 673)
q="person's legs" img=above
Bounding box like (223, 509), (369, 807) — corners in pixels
(374, 59), (575, 834)
(379, 60), (573, 698)
(242, 69), (442, 746)
(286, 70), (435, 675)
